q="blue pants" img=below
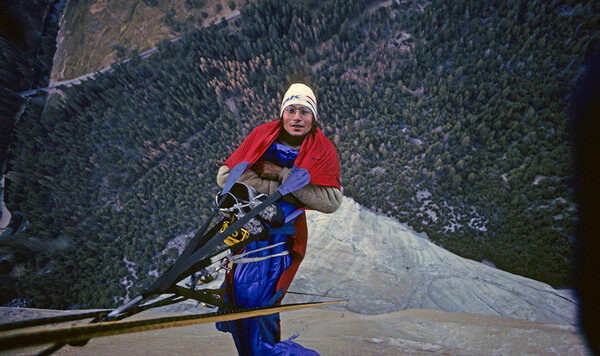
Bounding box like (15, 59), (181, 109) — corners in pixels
(216, 203), (319, 355)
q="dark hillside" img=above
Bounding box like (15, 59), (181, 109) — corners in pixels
(2, 0), (597, 308)
(1, 0), (60, 171)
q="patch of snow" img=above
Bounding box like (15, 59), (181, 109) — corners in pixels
(112, 198), (123, 212)
(533, 175), (544, 185)
(123, 257), (137, 280)
(468, 217), (488, 232)
(467, 206), (488, 232)
(415, 189), (431, 200)
(408, 137), (423, 145)
(370, 167), (386, 175)
(424, 209), (438, 222)
(442, 202), (464, 233)
(161, 231), (194, 256)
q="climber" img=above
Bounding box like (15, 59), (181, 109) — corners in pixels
(215, 82), (342, 355)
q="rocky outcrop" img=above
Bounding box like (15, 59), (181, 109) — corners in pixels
(287, 197), (576, 324)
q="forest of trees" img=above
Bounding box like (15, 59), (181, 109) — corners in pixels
(2, 0), (598, 308)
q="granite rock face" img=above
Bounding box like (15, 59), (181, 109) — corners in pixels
(0, 307), (589, 355)
(288, 197), (576, 324)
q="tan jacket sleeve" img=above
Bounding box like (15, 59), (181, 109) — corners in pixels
(216, 165), (281, 195)
(216, 165), (342, 213)
(291, 184), (342, 213)
(216, 165), (230, 189)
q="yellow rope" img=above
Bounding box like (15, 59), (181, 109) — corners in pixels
(0, 301), (341, 351)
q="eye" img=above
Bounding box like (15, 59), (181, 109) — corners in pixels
(284, 107), (296, 115)
(299, 108), (311, 117)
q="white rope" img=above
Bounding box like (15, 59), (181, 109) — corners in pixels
(234, 241), (287, 258)
(233, 251), (290, 264)
(231, 241), (289, 264)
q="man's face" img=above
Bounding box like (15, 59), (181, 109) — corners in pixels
(282, 105), (313, 138)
